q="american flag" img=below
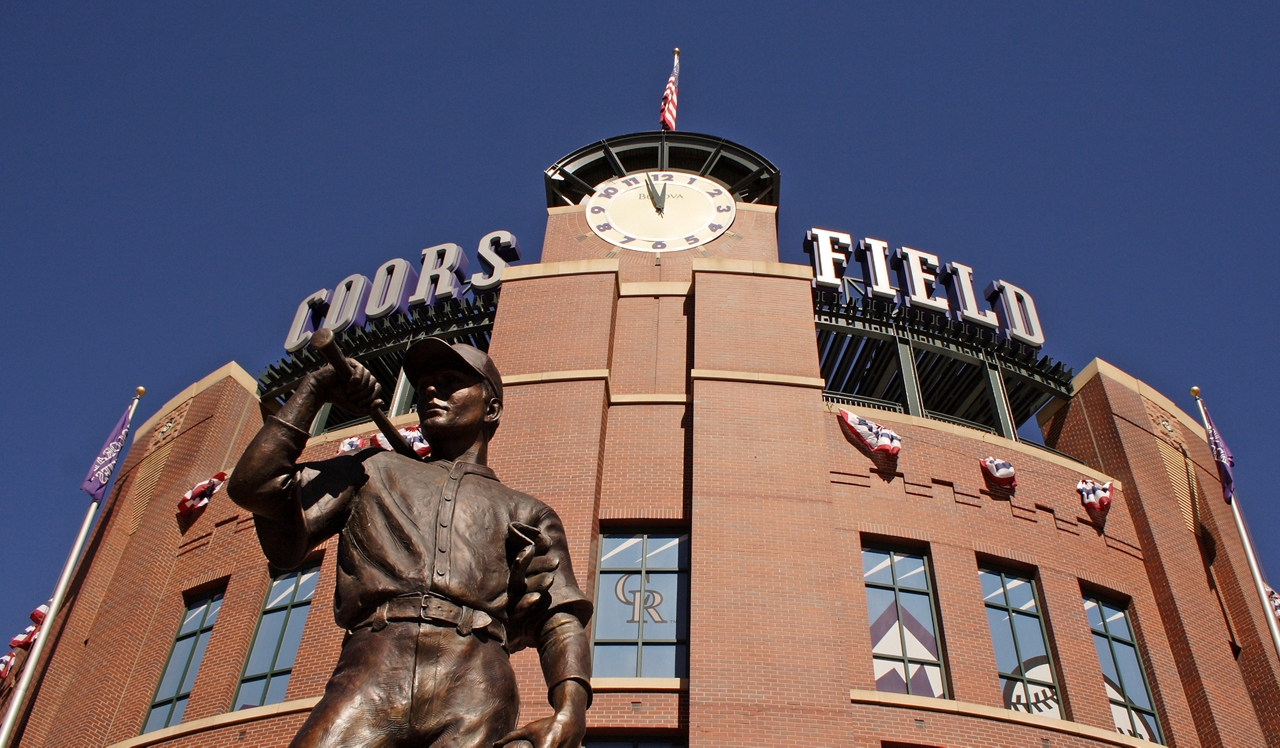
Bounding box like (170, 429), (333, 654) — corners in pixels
(660, 49), (680, 131)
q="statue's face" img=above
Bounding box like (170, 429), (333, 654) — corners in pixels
(415, 366), (492, 437)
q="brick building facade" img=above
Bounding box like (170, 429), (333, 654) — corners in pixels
(5, 133), (1278, 747)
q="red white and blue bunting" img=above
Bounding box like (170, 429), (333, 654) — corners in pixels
(1077, 479), (1113, 513)
(2, 603), (50, 680)
(335, 435), (367, 453)
(337, 426), (431, 458)
(9, 626), (36, 650)
(178, 472), (227, 516)
(980, 457), (1017, 488)
(837, 409), (902, 456)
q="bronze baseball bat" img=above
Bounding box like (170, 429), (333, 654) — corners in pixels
(309, 328), (420, 460)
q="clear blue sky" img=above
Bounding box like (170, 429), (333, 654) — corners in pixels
(2, 4), (1277, 642)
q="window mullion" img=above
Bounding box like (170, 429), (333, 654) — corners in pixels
(635, 565), (647, 677)
(266, 603), (293, 683)
(926, 559), (944, 697)
(171, 635), (196, 704)
(1007, 600), (1025, 689)
(894, 590), (912, 693)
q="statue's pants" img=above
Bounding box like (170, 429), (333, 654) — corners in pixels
(290, 620), (518, 748)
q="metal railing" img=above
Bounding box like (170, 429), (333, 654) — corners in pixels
(822, 391), (904, 413)
(924, 409), (998, 435)
(1019, 439), (1075, 460)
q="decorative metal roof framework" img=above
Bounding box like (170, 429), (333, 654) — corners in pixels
(256, 292), (498, 433)
(815, 290), (1073, 440)
(545, 131), (780, 208)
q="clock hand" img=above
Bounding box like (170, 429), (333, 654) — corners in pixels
(644, 175), (664, 215)
(657, 183), (667, 214)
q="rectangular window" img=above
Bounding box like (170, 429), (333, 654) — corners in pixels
(862, 547), (946, 697)
(980, 569), (1061, 718)
(1084, 595), (1163, 743)
(592, 532), (689, 678)
(143, 592), (222, 734)
(234, 565), (319, 710)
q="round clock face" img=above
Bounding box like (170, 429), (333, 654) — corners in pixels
(584, 171), (736, 252)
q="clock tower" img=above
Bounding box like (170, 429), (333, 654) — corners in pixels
(539, 131), (782, 274)
(484, 132), (843, 743)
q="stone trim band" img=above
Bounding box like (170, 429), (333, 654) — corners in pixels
(850, 689), (1156, 748)
(691, 368), (826, 389)
(104, 698), (321, 748)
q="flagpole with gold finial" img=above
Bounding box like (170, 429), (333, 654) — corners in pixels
(0, 387), (145, 748)
(1189, 385), (1280, 661)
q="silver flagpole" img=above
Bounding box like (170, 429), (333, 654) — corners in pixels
(0, 387), (145, 748)
(1191, 387), (1280, 662)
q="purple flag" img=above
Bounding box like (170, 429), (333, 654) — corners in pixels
(1201, 401), (1236, 502)
(80, 402), (135, 501)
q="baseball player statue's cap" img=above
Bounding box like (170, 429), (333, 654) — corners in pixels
(402, 338), (504, 404)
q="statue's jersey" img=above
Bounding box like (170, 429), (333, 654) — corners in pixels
(293, 449), (590, 651)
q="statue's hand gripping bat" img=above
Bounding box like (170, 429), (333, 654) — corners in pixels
(309, 328), (419, 460)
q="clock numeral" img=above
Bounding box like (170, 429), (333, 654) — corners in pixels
(685, 235), (699, 245)
(708, 223), (723, 232)
(596, 223), (613, 232)
(600, 187), (619, 197)
(687, 177), (697, 184)
(660, 173), (673, 181)
(706, 188), (724, 197)
(716, 205), (732, 213)
(651, 241), (667, 250)
(620, 236), (636, 244)
(621, 177), (639, 187)
(589, 206), (606, 214)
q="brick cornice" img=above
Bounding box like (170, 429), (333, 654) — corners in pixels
(1066, 358), (1206, 442)
(135, 362), (257, 438)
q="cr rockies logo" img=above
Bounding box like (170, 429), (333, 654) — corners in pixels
(614, 573), (665, 623)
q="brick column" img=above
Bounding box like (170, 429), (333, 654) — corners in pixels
(686, 259), (854, 746)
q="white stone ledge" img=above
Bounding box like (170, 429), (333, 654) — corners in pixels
(824, 401), (1122, 490)
(692, 368), (825, 389)
(690, 257), (812, 280)
(610, 393), (688, 404)
(592, 677), (686, 692)
(104, 697), (321, 748)
(850, 689), (1154, 747)
(619, 281), (690, 297)
(502, 369), (610, 386)
(502, 259), (619, 281)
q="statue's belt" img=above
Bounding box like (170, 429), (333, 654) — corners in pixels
(353, 593), (506, 645)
